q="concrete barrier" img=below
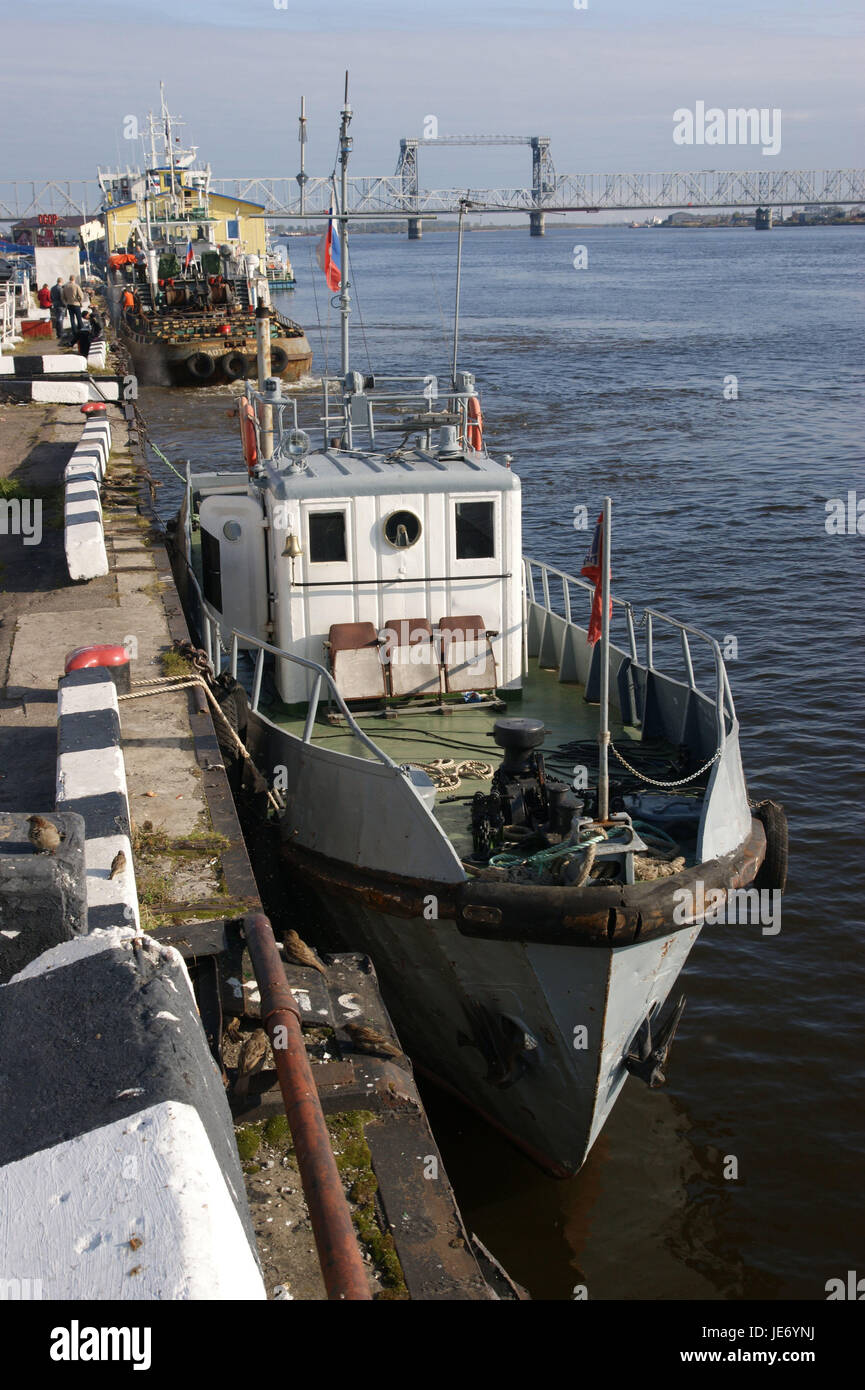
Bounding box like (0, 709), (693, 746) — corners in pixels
(0, 378), (90, 404)
(0, 355), (88, 376)
(0, 928), (266, 1300)
(55, 667), (138, 930)
(63, 417), (112, 581)
(0, 811), (88, 985)
(87, 340), (107, 369)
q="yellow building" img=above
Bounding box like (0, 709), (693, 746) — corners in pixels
(103, 169), (266, 260)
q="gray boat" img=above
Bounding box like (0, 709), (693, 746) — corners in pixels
(169, 97), (787, 1176)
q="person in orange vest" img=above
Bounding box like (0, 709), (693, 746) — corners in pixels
(121, 286), (136, 316)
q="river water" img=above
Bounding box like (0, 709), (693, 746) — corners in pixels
(140, 225), (864, 1301)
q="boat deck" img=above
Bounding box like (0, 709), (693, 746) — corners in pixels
(255, 658), (685, 862)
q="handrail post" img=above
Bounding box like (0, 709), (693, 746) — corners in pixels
(714, 646), (727, 748)
(303, 673), (322, 742)
(626, 604), (638, 663)
(252, 646), (264, 711)
(646, 612), (654, 670)
(230, 633), (238, 680)
(680, 629), (696, 690)
(541, 564), (551, 612)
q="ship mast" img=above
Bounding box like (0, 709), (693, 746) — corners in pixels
(160, 82), (178, 215)
(298, 96), (307, 219)
(338, 72), (352, 378)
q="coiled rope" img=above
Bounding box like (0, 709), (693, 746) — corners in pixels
(406, 758), (493, 791)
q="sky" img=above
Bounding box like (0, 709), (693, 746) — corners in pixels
(0, 0), (862, 194)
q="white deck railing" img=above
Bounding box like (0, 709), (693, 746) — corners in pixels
(523, 555), (736, 747)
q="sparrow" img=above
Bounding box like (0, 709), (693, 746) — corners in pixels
(109, 849), (127, 880)
(344, 1021), (402, 1059)
(283, 929), (327, 976)
(27, 815), (64, 855)
(233, 1028), (271, 1100)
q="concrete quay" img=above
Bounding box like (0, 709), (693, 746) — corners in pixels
(0, 335), (512, 1300)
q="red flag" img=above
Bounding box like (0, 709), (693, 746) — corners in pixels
(580, 512), (611, 646)
(315, 203), (341, 292)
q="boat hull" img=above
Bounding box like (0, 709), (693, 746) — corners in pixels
(243, 707), (765, 1176)
(281, 840), (706, 1176)
(119, 323), (312, 386)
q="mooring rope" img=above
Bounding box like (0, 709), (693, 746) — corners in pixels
(118, 673), (284, 814)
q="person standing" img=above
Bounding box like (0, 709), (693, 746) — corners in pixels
(62, 275), (84, 333)
(50, 277), (66, 339)
(73, 307), (104, 357)
(37, 283), (52, 309)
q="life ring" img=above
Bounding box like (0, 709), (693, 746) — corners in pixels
(187, 350), (215, 381)
(240, 394), (258, 471)
(221, 351), (248, 383)
(754, 800), (788, 894)
(467, 394), (483, 452)
(269, 344), (290, 375)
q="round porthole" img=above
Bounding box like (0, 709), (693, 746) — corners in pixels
(383, 509), (422, 549)
(222, 520), (242, 542)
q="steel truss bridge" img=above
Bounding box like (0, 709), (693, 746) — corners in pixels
(1, 169), (863, 227)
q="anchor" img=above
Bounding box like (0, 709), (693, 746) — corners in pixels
(624, 994), (686, 1088)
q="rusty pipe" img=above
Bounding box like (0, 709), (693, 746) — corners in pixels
(243, 912), (371, 1301)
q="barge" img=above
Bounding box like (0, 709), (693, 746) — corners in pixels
(98, 88), (312, 386)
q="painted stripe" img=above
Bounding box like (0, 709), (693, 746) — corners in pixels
(57, 708), (121, 754)
(56, 672), (137, 928)
(58, 681), (118, 716)
(64, 416), (109, 580)
(7, 926), (163, 982)
(0, 1103), (265, 1300)
(32, 380), (89, 404)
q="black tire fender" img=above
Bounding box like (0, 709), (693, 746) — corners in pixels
(187, 350), (215, 380)
(269, 344), (289, 374)
(221, 351), (248, 382)
(754, 800), (788, 894)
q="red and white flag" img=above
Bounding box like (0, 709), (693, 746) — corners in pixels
(581, 511), (612, 646)
(316, 201), (341, 292)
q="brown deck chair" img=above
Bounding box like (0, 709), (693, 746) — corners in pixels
(325, 622), (387, 703)
(438, 614), (498, 694)
(383, 618), (442, 699)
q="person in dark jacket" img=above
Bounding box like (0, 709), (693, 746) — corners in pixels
(73, 307), (104, 356)
(49, 278), (66, 339)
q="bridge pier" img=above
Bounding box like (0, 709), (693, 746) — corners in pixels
(407, 218), (423, 240)
(529, 211), (545, 237)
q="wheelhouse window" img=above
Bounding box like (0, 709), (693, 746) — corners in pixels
(308, 510), (347, 563)
(200, 527), (223, 610)
(384, 509), (422, 549)
(455, 501), (495, 560)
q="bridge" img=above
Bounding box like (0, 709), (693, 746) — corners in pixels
(1, 168), (863, 235)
